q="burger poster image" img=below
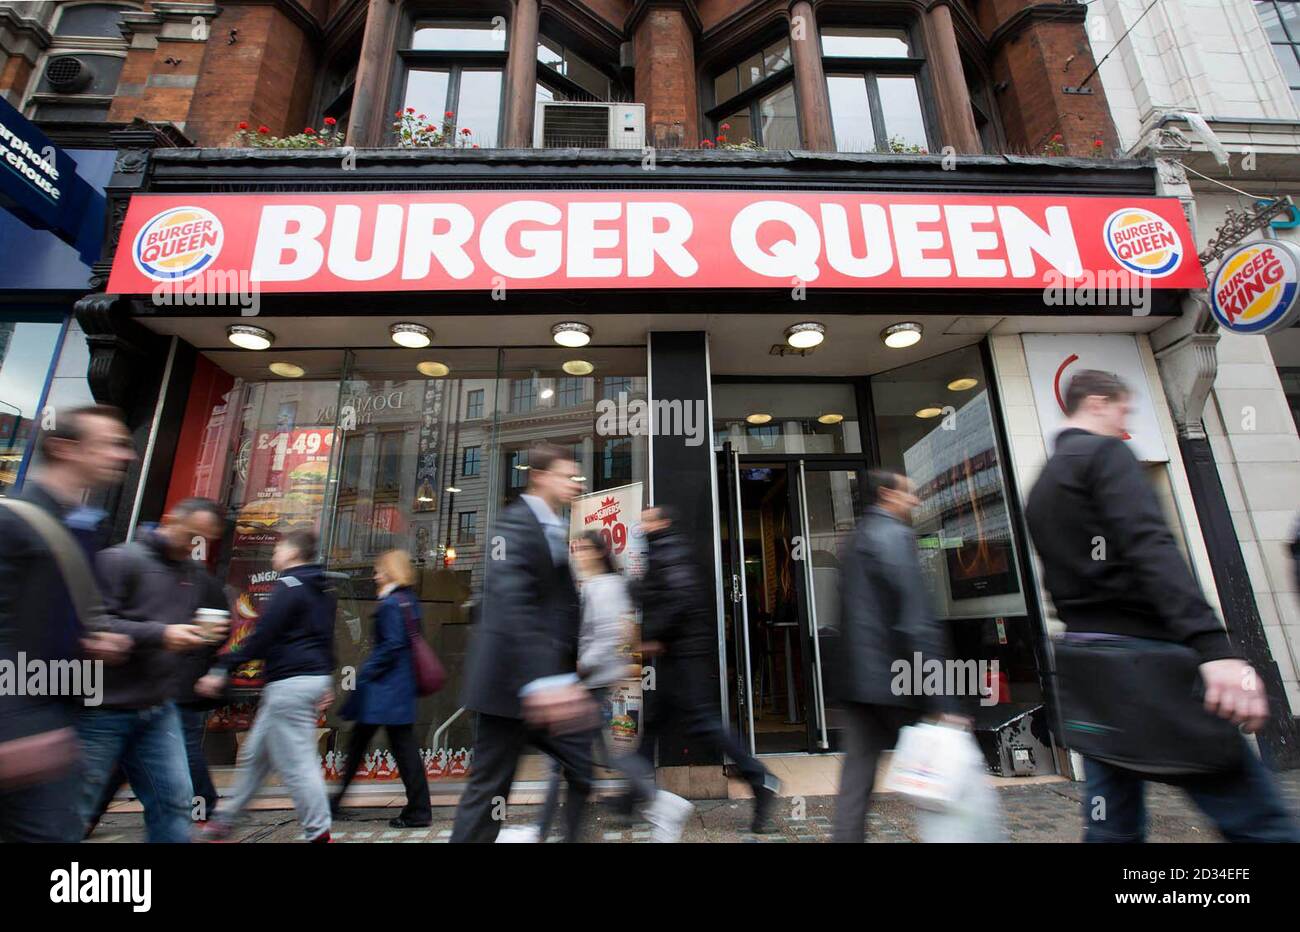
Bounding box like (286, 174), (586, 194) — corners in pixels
(225, 426), (335, 686)
(570, 483), (644, 748)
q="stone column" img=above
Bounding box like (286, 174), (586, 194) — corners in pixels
(787, 0), (833, 150)
(346, 0), (401, 147)
(502, 0), (540, 148)
(922, 2), (981, 153)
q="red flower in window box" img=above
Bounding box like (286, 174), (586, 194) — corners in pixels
(323, 116), (337, 126)
(304, 127), (315, 134)
(238, 121), (249, 130)
(460, 127), (471, 136)
(257, 125), (269, 134)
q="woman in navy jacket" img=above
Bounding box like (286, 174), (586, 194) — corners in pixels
(331, 550), (432, 827)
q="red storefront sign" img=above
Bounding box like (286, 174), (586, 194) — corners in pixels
(106, 191), (1206, 293)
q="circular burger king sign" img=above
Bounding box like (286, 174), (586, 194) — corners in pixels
(132, 205), (224, 282)
(1104, 207), (1184, 278)
(1209, 239), (1300, 335)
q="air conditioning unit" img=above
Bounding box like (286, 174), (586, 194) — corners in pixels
(533, 101), (645, 150)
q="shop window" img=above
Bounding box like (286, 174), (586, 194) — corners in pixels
(707, 36), (797, 148)
(461, 444), (481, 477)
(822, 22), (929, 152)
(1281, 366), (1300, 431)
(1258, 0), (1300, 108)
(0, 317), (66, 495)
(465, 388), (484, 419)
(457, 510), (477, 545)
(398, 18), (506, 147)
(537, 35), (614, 101)
(556, 376), (584, 407)
(374, 431), (404, 494)
(712, 382), (862, 455)
(870, 345), (1040, 709)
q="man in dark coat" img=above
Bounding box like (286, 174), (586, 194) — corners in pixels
(0, 405), (134, 843)
(1026, 368), (1296, 843)
(831, 469), (962, 843)
(451, 443), (597, 843)
(633, 505), (778, 838)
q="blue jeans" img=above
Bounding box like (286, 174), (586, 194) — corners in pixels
(1083, 740), (1300, 842)
(180, 705), (218, 814)
(78, 703), (194, 843)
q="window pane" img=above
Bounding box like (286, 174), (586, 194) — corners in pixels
(718, 108), (752, 144)
(0, 321), (63, 495)
(758, 82), (798, 149)
(827, 74), (875, 152)
(820, 26), (911, 57)
(403, 69), (450, 118)
(714, 68), (739, 105)
(1273, 43), (1300, 85)
(564, 52), (610, 100)
(1279, 1), (1300, 41)
(1259, 2), (1287, 41)
(711, 383), (861, 454)
(537, 36), (564, 67)
(456, 69), (503, 147)
(412, 21), (506, 51)
(878, 75), (928, 149)
(763, 39), (792, 76)
(55, 3), (127, 37)
(737, 52), (764, 92)
(536, 82), (565, 102)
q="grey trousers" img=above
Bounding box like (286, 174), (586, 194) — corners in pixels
(832, 702), (918, 843)
(217, 674), (332, 840)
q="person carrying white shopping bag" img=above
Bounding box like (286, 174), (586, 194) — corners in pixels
(885, 721), (1004, 843)
(827, 469), (977, 843)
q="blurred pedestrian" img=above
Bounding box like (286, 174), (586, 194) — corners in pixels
(330, 549), (431, 828)
(633, 505), (778, 839)
(829, 470), (964, 843)
(196, 529), (336, 843)
(451, 443), (598, 843)
(503, 530), (662, 842)
(80, 497), (229, 843)
(1026, 369), (1298, 843)
(0, 405), (134, 842)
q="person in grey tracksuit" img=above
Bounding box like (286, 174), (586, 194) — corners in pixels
(197, 528), (336, 843)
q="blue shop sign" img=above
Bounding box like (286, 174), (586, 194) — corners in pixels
(0, 95), (103, 263)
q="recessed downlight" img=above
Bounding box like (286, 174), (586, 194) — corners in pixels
(746, 413), (773, 425)
(562, 359), (594, 375)
(915, 405), (944, 419)
(785, 322), (826, 349)
(947, 377), (978, 392)
(390, 322), (432, 348)
(817, 413), (844, 425)
(269, 362), (305, 378)
(417, 361), (450, 377)
(882, 322), (923, 349)
(227, 325), (273, 350)
(552, 322), (592, 348)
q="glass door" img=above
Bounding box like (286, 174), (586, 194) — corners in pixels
(718, 449), (865, 754)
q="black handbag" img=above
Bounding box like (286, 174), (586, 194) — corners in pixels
(1054, 635), (1244, 774)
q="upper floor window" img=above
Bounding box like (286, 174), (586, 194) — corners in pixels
(708, 36), (796, 148)
(537, 36), (614, 101)
(822, 23), (929, 152)
(398, 19), (506, 147)
(465, 388), (485, 419)
(1258, 0), (1300, 108)
(54, 3), (132, 38)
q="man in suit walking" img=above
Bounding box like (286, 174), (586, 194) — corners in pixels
(450, 443), (597, 843)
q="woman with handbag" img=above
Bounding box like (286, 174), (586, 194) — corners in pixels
(330, 549), (433, 828)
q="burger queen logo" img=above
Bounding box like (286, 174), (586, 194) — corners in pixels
(1209, 239), (1300, 335)
(1103, 207), (1183, 278)
(132, 205), (224, 282)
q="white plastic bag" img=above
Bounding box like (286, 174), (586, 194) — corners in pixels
(884, 722), (1005, 842)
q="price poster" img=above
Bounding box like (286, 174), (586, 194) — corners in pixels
(225, 425), (336, 686)
(570, 482), (644, 751)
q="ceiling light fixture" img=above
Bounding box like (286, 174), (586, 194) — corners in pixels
(785, 322), (826, 349)
(915, 405), (944, 419)
(540, 387), (555, 400)
(881, 322), (923, 349)
(551, 322), (592, 348)
(445, 485), (461, 494)
(417, 361), (450, 377)
(562, 359), (594, 375)
(817, 413), (844, 425)
(746, 413), (773, 425)
(390, 322), (432, 348)
(227, 325), (273, 350)
(269, 362), (305, 378)
(947, 377), (979, 392)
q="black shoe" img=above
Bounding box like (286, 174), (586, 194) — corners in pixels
(389, 816), (432, 829)
(328, 795), (343, 820)
(750, 784), (778, 834)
